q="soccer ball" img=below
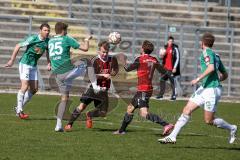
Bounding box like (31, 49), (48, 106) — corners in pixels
(159, 48), (166, 58)
(108, 32), (121, 44)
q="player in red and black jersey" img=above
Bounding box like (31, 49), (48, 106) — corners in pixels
(64, 40), (119, 131)
(114, 40), (174, 135)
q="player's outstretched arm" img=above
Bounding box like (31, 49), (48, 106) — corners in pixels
(5, 44), (21, 68)
(79, 35), (92, 52)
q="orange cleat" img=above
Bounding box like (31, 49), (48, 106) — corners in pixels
(86, 112), (93, 128)
(64, 124), (72, 132)
(18, 112), (29, 119)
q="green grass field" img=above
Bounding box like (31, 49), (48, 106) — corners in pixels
(0, 93), (239, 160)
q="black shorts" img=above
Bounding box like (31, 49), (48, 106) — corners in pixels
(80, 86), (109, 112)
(131, 91), (152, 108)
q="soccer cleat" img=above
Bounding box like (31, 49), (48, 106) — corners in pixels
(113, 130), (126, 135)
(64, 124), (72, 132)
(86, 112), (93, 128)
(162, 124), (174, 136)
(158, 136), (176, 144)
(229, 125), (237, 144)
(17, 112), (29, 119)
(170, 96), (176, 101)
(156, 95), (163, 100)
(55, 126), (64, 132)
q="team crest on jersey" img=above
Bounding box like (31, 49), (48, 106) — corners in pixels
(204, 56), (210, 65)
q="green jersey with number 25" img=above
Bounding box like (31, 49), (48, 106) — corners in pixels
(48, 35), (80, 74)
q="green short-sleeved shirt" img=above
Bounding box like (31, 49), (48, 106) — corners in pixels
(19, 35), (49, 67)
(48, 35), (80, 74)
(200, 48), (226, 88)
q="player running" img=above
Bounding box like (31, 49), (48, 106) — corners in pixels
(158, 32), (237, 144)
(5, 23), (50, 119)
(113, 40), (174, 135)
(48, 22), (92, 132)
(64, 40), (119, 131)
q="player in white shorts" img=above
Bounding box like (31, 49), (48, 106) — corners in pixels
(5, 23), (50, 119)
(158, 32), (237, 144)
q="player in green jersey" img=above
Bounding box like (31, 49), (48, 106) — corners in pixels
(5, 23), (50, 119)
(158, 32), (237, 144)
(48, 22), (92, 132)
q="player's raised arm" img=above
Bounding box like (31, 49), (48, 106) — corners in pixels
(79, 35), (92, 52)
(5, 44), (21, 68)
(110, 56), (119, 76)
(124, 57), (139, 72)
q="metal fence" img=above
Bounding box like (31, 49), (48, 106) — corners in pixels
(65, 0), (234, 31)
(0, 14), (238, 96)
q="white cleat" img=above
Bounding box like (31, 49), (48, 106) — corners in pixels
(158, 136), (176, 144)
(229, 125), (237, 144)
(55, 126), (64, 132)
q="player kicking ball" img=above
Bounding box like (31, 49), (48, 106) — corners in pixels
(48, 22), (92, 132)
(158, 32), (237, 144)
(113, 40), (174, 135)
(64, 40), (119, 131)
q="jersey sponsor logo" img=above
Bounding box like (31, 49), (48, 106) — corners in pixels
(34, 47), (42, 54)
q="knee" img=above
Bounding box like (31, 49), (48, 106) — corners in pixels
(61, 96), (69, 102)
(182, 108), (191, 115)
(140, 111), (148, 118)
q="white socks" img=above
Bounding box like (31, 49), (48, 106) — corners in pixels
(169, 114), (190, 139)
(22, 91), (33, 110)
(17, 90), (25, 113)
(17, 90), (34, 113)
(213, 118), (234, 131)
(56, 118), (62, 129)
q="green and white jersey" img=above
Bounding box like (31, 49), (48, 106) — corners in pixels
(200, 48), (226, 88)
(19, 35), (49, 67)
(48, 35), (80, 74)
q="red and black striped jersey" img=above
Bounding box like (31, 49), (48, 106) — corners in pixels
(92, 55), (119, 89)
(124, 53), (166, 91)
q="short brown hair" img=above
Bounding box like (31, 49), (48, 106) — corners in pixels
(202, 32), (215, 48)
(98, 40), (110, 50)
(168, 36), (174, 41)
(142, 40), (154, 54)
(40, 23), (50, 30)
(55, 22), (68, 34)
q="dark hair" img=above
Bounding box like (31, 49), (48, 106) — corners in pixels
(168, 36), (174, 41)
(142, 40), (154, 54)
(40, 23), (50, 30)
(202, 32), (215, 48)
(55, 22), (68, 34)
(98, 40), (110, 50)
